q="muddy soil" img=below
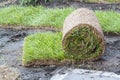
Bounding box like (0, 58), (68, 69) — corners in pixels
(0, 0), (120, 12)
(46, 2), (120, 12)
(0, 27), (120, 80)
(0, 28), (56, 80)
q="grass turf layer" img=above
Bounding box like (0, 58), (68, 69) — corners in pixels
(62, 26), (103, 60)
(0, 6), (73, 29)
(23, 30), (103, 65)
(0, 6), (120, 33)
(23, 32), (65, 63)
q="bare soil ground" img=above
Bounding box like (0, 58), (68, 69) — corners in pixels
(0, 0), (120, 12)
(46, 1), (120, 12)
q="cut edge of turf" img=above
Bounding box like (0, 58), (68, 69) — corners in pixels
(22, 58), (99, 67)
(22, 59), (73, 67)
(0, 24), (120, 36)
(0, 24), (60, 31)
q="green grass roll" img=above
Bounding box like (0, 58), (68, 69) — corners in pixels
(62, 8), (105, 61)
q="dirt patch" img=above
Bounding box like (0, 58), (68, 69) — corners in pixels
(0, 0), (120, 12)
(0, 0), (17, 7)
(46, 2), (120, 12)
(0, 27), (120, 80)
(0, 28), (55, 80)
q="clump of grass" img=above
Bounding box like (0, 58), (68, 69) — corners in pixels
(0, 6), (120, 33)
(23, 32), (65, 63)
(0, 6), (73, 29)
(95, 11), (120, 33)
(62, 26), (103, 60)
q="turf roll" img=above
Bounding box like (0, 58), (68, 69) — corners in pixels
(62, 8), (105, 61)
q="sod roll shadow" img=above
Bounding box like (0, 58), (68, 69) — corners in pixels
(62, 8), (105, 61)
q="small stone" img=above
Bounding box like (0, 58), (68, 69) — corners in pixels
(0, 65), (20, 80)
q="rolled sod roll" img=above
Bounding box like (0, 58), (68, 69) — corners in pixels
(62, 8), (105, 61)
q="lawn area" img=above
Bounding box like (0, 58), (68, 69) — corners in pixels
(0, 6), (120, 33)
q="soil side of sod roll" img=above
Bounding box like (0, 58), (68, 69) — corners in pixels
(62, 8), (105, 61)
